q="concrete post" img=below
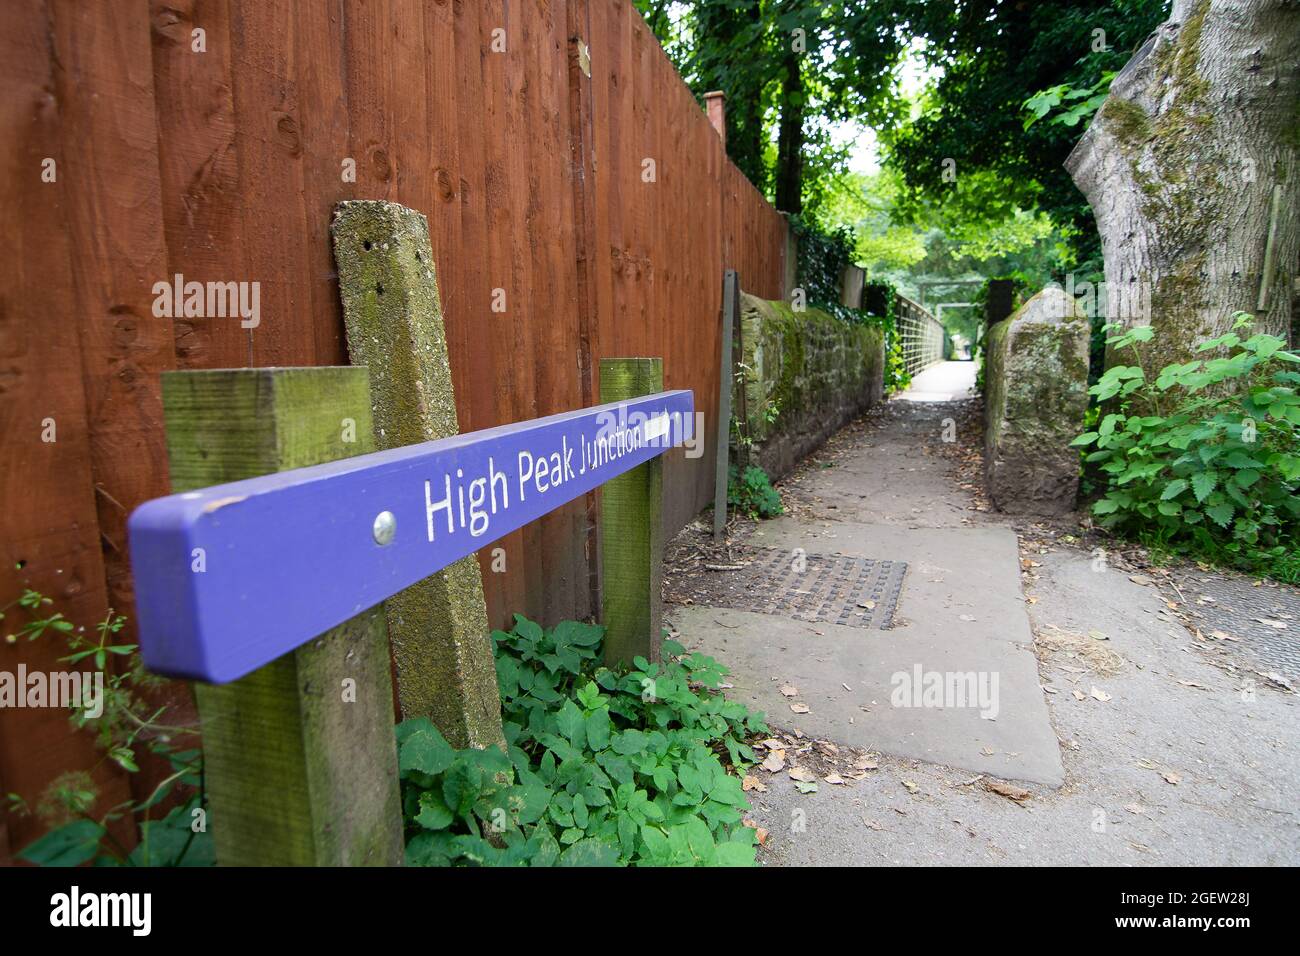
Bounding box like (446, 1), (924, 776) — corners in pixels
(331, 200), (505, 751)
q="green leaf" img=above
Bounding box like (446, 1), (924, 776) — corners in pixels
(415, 790), (455, 830)
(585, 707), (611, 751)
(558, 837), (620, 867)
(1206, 501), (1235, 527)
(1223, 451), (1264, 469)
(442, 760), (485, 818)
(405, 831), (455, 866)
(553, 620), (604, 647)
(399, 718), (456, 776)
(555, 699), (586, 748)
(611, 730), (648, 756)
(713, 840), (756, 867)
(1233, 469), (1261, 488)
(1160, 479), (1188, 501)
(512, 614), (544, 644)
(19, 820), (105, 867)
(1191, 471), (1218, 503)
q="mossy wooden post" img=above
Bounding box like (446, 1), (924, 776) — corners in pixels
(599, 357), (664, 667)
(714, 270), (739, 541)
(162, 368), (403, 866)
(330, 200), (505, 750)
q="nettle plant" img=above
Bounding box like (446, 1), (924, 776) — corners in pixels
(397, 615), (767, 867)
(727, 463), (784, 519)
(1073, 314), (1300, 570)
(2, 585), (209, 866)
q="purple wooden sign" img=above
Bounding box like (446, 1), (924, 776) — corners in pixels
(129, 391), (694, 683)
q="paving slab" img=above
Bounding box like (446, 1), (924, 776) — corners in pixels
(674, 605), (1064, 785)
(672, 516), (1064, 786)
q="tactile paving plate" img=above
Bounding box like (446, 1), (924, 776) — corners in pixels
(676, 546), (907, 629)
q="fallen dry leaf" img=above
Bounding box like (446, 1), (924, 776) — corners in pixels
(779, 685), (798, 698)
(741, 775), (767, 793)
(1163, 771), (1182, 785)
(901, 779), (919, 794)
(1089, 686), (1112, 702)
(824, 773), (845, 785)
(787, 767), (817, 783)
(983, 779), (1031, 802)
(760, 751), (785, 773)
(789, 702), (810, 714)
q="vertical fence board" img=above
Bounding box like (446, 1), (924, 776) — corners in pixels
(51, 0), (175, 640)
(0, 0), (136, 855)
(50, 0), (186, 822)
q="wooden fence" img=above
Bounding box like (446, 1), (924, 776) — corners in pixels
(0, 0), (787, 856)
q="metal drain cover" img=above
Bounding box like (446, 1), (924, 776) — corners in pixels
(674, 546), (907, 629)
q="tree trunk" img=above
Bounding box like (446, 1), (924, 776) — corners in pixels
(1066, 0), (1300, 370)
(774, 43), (804, 214)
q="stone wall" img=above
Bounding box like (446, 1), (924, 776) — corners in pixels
(735, 293), (885, 479)
(983, 288), (1091, 514)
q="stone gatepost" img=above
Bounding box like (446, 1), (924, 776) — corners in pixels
(983, 287), (1090, 514)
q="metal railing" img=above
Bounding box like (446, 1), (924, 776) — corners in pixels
(895, 294), (945, 376)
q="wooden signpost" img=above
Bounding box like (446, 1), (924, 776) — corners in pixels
(154, 367), (404, 867)
(132, 386), (694, 683)
(129, 370), (691, 864)
(599, 358), (665, 666)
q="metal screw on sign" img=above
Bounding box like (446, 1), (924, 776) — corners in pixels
(372, 510), (396, 545)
